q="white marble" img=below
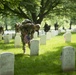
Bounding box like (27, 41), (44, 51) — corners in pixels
(14, 33), (21, 47)
(40, 35), (46, 45)
(4, 30), (15, 35)
(71, 28), (76, 32)
(4, 30), (15, 39)
(39, 30), (45, 36)
(34, 32), (38, 38)
(46, 32), (51, 40)
(3, 34), (10, 43)
(0, 52), (14, 75)
(58, 29), (61, 34)
(51, 30), (58, 37)
(63, 31), (71, 42)
(61, 46), (75, 71)
(30, 40), (39, 55)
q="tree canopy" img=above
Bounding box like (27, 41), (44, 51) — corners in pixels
(0, 0), (76, 24)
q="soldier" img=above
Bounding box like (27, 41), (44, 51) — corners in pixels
(20, 19), (34, 53)
(15, 19), (40, 53)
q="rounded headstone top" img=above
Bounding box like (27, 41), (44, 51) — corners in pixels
(16, 33), (21, 36)
(63, 46), (74, 50)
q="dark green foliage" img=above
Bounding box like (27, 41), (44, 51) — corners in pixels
(0, 0), (76, 24)
(0, 26), (4, 34)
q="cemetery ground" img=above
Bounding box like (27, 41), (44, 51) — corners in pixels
(0, 33), (76, 75)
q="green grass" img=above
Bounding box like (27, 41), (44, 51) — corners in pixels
(0, 33), (76, 75)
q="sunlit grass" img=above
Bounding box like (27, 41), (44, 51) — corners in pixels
(0, 32), (76, 75)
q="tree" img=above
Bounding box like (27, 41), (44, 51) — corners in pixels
(0, 0), (76, 24)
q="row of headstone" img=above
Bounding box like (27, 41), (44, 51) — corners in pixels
(0, 32), (21, 47)
(0, 52), (14, 75)
(39, 30), (72, 45)
(61, 46), (75, 72)
(39, 30), (59, 45)
(3, 30), (15, 40)
(71, 28), (76, 32)
(39, 30), (59, 37)
(3, 34), (11, 44)
(39, 29), (71, 45)
(1, 29), (60, 44)
(38, 30), (59, 45)
(0, 33), (13, 44)
(14, 33), (40, 56)
(51, 30), (58, 37)
(39, 29), (72, 45)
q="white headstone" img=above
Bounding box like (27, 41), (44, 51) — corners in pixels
(14, 33), (21, 47)
(58, 29), (61, 34)
(55, 30), (58, 36)
(0, 34), (2, 40)
(3, 34), (10, 43)
(30, 40), (39, 56)
(51, 30), (58, 37)
(0, 52), (14, 75)
(50, 30), (54, 37)
(72, 28), (76, 32)
(61, 46), (75, 71)
(9, 34), (12, 40)
(46, 32), (51, 40)
(63, 31), (71, 42)
(40, 35), (46, 45)
(34, 32), (38, 38)
(39, 30), (45, 37)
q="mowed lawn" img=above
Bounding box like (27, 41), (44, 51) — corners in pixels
(0, 33), (76, 75)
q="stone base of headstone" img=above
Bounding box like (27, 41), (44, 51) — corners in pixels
(0, 52), (14, 75)
(30, 39), (39, 56)
(61, 46), (75, 72)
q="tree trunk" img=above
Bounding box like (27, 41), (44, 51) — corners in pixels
(4, 15), (8, 30)
(69, 21), (72, 29)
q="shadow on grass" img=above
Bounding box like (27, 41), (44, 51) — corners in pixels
(15, 49), (76, 75)
(57, 33), (64, 36)
(14, 42), (76, 75)
(0, 40), (20, 50)
(0, 43), (15, 50)
(15, 51), (61, 75)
